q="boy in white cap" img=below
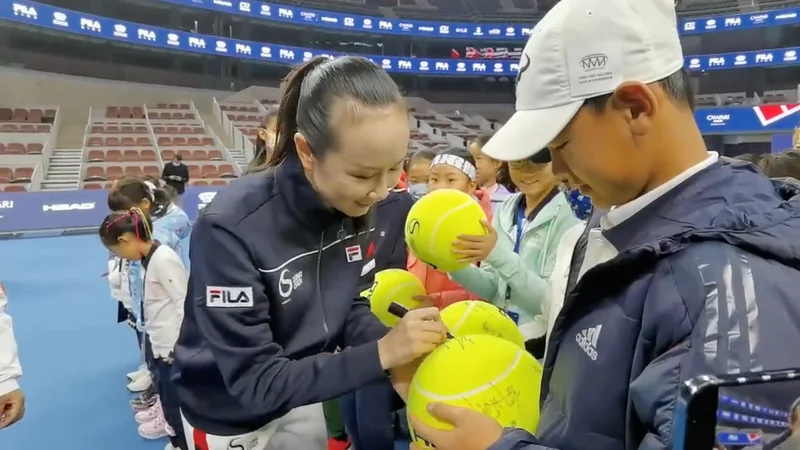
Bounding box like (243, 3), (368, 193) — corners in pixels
(404, 0), (800, 449)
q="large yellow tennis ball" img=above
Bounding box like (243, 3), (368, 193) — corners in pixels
(405, 189), (487, 273)
(441, 301), (525, 349)
(360, 269), (426, 326)
(407, 335), (543, 449)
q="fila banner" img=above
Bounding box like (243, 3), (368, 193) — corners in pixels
(3, 1), (799, 77)
(153, 0), (800, 41)
(0, 186), (221, 234)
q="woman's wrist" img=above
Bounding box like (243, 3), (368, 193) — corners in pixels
(377, 336), (396, 370)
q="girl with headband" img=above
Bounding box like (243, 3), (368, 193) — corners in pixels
(407, 147), (492, 309)
(100, 208), (189, 450)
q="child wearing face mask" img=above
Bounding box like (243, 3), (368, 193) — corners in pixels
(407, 147), (492, 308)
(405, 149), (435, 200)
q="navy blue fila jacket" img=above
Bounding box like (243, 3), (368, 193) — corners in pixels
(489, 160), (800, 450)
(362, 189), (414, 277)
(172, 154), (389, 435)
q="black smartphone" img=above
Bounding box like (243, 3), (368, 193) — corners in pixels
(672, 368), (800, 450)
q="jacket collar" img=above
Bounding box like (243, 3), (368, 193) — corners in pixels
(498, 192), (568, 234)
(275, 152), (348, 232)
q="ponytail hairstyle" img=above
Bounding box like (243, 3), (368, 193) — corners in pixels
(474, 133), (516, 192)
(254, 55), (404, 171)
(141, 174), (178, 202)
(108, 176), (171, 217)
(99, 207), (153, 248)
(247, 109), (279, 172)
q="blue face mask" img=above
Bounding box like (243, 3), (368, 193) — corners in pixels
(562, 187), (593, 220)
(408, 183), (429, 200)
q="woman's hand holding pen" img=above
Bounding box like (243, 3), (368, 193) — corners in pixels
(377, 307), (448, 370)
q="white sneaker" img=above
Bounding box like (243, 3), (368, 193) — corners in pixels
(127, 372), (152, 393)
(126, 364), (148, 382)
(164, 444), (180, 450)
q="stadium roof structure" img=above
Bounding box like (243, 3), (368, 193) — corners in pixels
(275, 0), (800, 22)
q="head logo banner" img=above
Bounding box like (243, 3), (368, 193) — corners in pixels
(0, 185), (222, 234)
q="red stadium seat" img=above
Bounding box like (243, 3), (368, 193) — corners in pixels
(122, 150), (140, 162)
(106, 150), (123, 162)
(106, 166), (124, 180)
(218, 164), (236, 178)
(0, 168), (12, 183)
(27, 143), (43, 154)
(6, 143), (25, 154)
(207, 150), (223, 161)
(143, 165), (159, 177)
(85, 166), (106, 181)
(13, 167), (33, 183)
(124, 165), (142, 176)
(192, 150), (208, 161)
(88, 150), (105, 162)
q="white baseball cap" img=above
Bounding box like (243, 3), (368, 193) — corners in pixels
(482, 0), (686, 162)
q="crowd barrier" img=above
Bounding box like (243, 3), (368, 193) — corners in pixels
(0, 187), (218, 235)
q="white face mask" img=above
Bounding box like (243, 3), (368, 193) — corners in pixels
(408, 183), (429, 200)
(172, 161), (180, 166)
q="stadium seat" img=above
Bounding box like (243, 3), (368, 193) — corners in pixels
(0, 168), (12, 183)
(13, 167), (34, 183)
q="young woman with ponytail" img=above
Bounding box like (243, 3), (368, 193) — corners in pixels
(247, 110), (278, 172)
(171, 56), (447, 450)
(470, 133), (515, 213)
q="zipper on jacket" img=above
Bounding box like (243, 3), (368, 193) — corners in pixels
(316, 231), (330, 350)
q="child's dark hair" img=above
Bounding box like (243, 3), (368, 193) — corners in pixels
(405, 149), (436, 171)
(258, 56), (404, 170)
(108, 176), (172, 217)
(757, 151), (800, 179)
(99, 208), (153, 248)
(473, 133), (516, 192)
(248, 110), (278, 171)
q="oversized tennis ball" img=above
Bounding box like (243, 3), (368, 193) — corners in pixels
(405, 189), (487, 273)
(407, 335), (543, 449)
(441, 301), (525, 349)
(360, 269), (426, 326)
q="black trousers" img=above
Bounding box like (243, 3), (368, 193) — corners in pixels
(153, 357), (187, 450)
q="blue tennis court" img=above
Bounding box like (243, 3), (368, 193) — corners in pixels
(0, 235), (163, 450)
(0, 234), (410, 450)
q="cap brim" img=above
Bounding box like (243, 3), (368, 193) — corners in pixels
(482, 100), (583, 162)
